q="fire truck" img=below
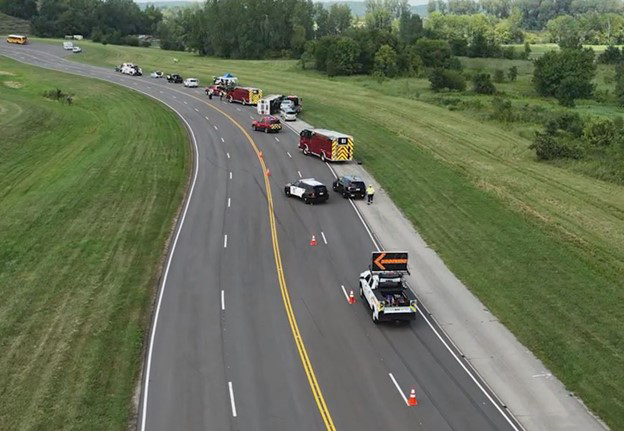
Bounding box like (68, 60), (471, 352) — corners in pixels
(299, 129), (354, 162)
(226, 87), (263, 105)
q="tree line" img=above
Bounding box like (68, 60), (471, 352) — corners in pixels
(1, 0), (163, 46)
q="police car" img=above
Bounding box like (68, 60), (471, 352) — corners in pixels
(284, 178), (329, 204)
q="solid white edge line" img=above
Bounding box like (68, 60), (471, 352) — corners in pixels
(324, 155), (522, 430)
(228, 381), (237, 417)
(340, 285), (350, 301)
(139, 94), (200, 431)
(221, 290), (225, 311)
(389, 373), (408, 406)
(321, 231), (328, 245)
(228, 197), (231, 208)
(224, 234), (228, 248)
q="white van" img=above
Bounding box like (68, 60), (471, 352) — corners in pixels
(63, 41), (73, 50)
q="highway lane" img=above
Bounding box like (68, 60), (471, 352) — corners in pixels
(1, 42), (523, 431)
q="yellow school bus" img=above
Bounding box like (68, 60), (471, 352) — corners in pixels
(6, 34), (28, 44)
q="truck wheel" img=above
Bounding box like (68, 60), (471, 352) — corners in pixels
(372, 313), (380, 324)
(303, 146), (309, 155)
(320, 152), (326, 162)
(228, 96), (233, 103)
(265, 127), (269, 133)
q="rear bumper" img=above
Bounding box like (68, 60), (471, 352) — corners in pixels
(378, 312), (416, 322)
(309, 195), (329, 203)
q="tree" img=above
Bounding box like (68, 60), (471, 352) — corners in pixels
(583, 118), (618, 147)
(326, 36), (360, 75)
(398, 11), (423, 45)
(429, 68), (466, 91)
(508, 65), (518, 81)
(522, 41), (531, 60)
(472, 72), (497, 94)
(529, 132), (583, 160)
(598, 45), (622, 64)
(467, 30), (500, 58)
(0, 0), (37, 19)
(615, 63), (624, 106)
(373, 44), (398, 78)
(327, 4), (352, 35)
(547, 15), (584, 49)
(414, 38), (452, 68)
(532, 48), (596, 106)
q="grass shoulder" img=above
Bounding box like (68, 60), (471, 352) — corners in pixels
(0, 56), (188, 430)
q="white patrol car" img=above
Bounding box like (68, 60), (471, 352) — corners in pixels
(284, 178), (329, 204)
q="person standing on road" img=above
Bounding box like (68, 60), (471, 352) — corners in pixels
(366, 184), (375, 205)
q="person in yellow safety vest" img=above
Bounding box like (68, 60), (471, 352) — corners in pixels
(366, 184), (375, 205)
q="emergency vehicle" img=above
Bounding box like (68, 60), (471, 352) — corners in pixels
(252, 116), (282, 133)
(226, 87), (262, 105)
(359, 252), (417, 324)
(299, 129), (354, 162)
(257, 95), (283, 115)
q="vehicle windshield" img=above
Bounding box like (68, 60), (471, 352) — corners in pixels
(313, 185), (327, 193)
(285, 109), (296, 114)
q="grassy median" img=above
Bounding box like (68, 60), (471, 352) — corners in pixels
(0, 56), (188, 430)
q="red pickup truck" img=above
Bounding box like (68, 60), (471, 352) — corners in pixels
(252, 116), (282, 133)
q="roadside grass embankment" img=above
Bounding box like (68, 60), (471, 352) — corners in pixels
(0, 55), (188, 430)
(59, 40), (624, 429)
(0, 13), (31, 35)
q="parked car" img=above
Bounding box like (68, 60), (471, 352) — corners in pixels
(183, 78), (199, 88)
(72, 46), (82, 53)
(150, 71), (163, 78)
(252, 115), (282, 133)
(166, 74), (183, 83)
(280, 107), (297, 121)
(332, 175), (366, 199)
(284, 179), (329, 204)
(280, 99), (295, 111)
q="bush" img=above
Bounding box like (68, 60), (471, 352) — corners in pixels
(414, 38), (452, 69)
(429, 69), (466, 92)
(490, 97), (515, 122)
(554, 112), (584, 137)
(449, 38), (468, 56)
(472, 72), (497, 94)
(508, 66), (518, 81)
(42, 88), (73, 104)
(529, 132), (583, 160)
(123, 35), (139, 47)
(583, 118), (618, 147)
(493, 69), (505, 83)
(502, 46), (516, 59)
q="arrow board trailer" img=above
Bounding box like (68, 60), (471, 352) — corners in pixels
(359, 251), (417, 324)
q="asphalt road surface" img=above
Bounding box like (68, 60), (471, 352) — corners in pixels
(1, 42), (524, 431)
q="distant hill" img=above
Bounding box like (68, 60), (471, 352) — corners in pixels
(0, 12), (31, 35)
(322, 1), (428, 16)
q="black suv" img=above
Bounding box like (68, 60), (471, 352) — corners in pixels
(332, 175), (366, 199)
(284, 178), (329, 204)
(167, 74), (183, 83)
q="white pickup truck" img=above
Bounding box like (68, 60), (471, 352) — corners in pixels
(359, 252), (417, 324)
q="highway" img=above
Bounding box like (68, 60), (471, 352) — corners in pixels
(1, 42), (523, 431)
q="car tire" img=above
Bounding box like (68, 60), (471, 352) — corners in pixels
(303, 145), (309, 155)
(265, 127), (269, 133)
(285, 188), (291, 196)
(359, 287), (364, 298)
(304, 197), (310, 204)
(342, 191), (349, 199)
(372, 313), (380, 324)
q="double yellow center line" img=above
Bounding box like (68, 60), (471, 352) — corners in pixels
(185, 93), (336, 430)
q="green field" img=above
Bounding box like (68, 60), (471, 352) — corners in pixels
(59, 40), (624, 428)
(0, 56), (188, 430)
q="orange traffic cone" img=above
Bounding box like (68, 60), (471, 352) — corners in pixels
(266, 169), (271, 177)
(348, 291), (355, 304)
(310, 235), (317, 246)
(407, 389), (418, 406)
